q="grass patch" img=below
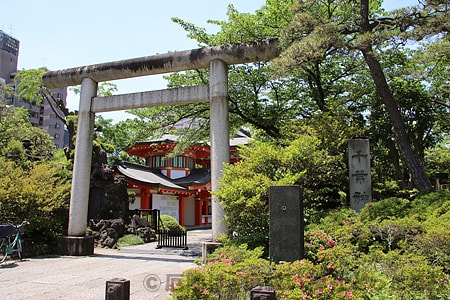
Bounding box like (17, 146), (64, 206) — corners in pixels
(117, 234), (144, 248)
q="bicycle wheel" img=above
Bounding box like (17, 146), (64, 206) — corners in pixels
(0, 237), (8, 263)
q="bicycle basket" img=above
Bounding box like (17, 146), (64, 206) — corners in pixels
(0, 225), (16, 238)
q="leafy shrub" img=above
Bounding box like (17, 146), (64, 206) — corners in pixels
(270, 258), (371, 300)
(174, 191), (450, 299)
(410, 190), (450, 217)
(117, 234), (144, 248)
(360, 197), (411, 222)
(172, 244), (270, 299)
(307, 208), (373, 255)
(160, 214), (185, 232)
(368, 217), (423, 251)
(0, 159), (70, 256)
(216, 133), (346, 250)
(408, 231), (450, 273)
(366, 250), (449, 300)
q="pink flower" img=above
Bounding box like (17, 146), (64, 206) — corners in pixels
(327, 283), (333, 291)
(202, 289), (208, 295)
(365, 285), (371, 291)
(346, 291), (353, 298)
(327, 240), (336, 247)
(317, 289), (323, 295)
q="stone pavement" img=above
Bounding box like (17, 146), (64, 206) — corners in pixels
(0, 228), (212, 300)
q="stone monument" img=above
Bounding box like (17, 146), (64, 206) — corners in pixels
(348, 139), (372, 211)
(269, 185), (304, 263)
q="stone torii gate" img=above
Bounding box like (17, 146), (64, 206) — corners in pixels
(43, 39), (279, 255)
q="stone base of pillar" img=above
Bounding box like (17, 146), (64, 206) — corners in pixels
(202, 241), (222, 264)
(57, 235), (95, 256)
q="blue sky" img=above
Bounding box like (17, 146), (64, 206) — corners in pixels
(2, 0), (417, 122)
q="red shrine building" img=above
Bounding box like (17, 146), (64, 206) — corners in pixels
(115, 133), (249, 227)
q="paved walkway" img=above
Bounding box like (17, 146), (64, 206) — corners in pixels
(0, 228), (212, 300)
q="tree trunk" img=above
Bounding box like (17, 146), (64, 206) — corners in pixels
(359, 0), (432, 192)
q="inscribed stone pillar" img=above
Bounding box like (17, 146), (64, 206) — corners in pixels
(348, 139), (372, 211)
(68, 77), (97, 236)
(209, 59), (229, 241)
(269, 185), (304, 263)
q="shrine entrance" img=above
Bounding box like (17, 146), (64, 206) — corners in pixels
(42, 39), (279, 255)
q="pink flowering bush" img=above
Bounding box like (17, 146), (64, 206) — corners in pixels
(171, 191), (450, 299)
(270, 259), (360, 299)
(172, 244), (271, 299)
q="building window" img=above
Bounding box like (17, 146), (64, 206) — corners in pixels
(54, 133), (60, 139)
(188, 157), (195, 169)
(55, 123), (61, 129)
(152, 156), (167, 168)
(170, 156), (186, 168)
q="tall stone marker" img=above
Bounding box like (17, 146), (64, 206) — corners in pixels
(348, 139), (372, 211)
(269, 185), (304, 263)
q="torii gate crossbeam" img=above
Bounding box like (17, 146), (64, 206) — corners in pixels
(43, 39), (279, 255)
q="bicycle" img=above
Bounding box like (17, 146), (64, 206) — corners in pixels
(0, 221), (29, 263)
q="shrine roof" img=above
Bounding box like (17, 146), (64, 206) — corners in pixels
(115, 161), (187, 191)
(115, 161), (211, 191)
(172, 168), (211, 187)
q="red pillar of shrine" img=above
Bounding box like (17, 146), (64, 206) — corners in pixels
(179, 195), (185, 226)
(140, 188), (151, 210)
(195, 196), (202, 225)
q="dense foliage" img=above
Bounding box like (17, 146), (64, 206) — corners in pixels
(119, 0), (448, 194)
(215, 129), (346, 249)
(0, 158), (70, 256)
(0, 105), (71, 256)
(0, 106), (55, 163)
(172, 191), (450, 299)
(160, 214), (186, 232)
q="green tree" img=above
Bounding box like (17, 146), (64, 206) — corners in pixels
(0, 158), (70, 256)
(0, 106), (55, 163)
(273, 0), (446, 192)
(15, 68), (76, 154)
(0, 99), (71, 255)
(0, 81), (14, 103)
(216, 128), (346, 249)
(14, 68), (118, 160)
(93, 116), (150, 163)
(129, 0), (373, 154)
(128, 1), (299, 142)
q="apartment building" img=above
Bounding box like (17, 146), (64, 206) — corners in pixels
(0, 30), (67, 149)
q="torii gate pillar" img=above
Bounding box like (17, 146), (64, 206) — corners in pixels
(68, 78), (97, 236)
(58, 78), (97, 255)
(209, 59), (229, 240)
